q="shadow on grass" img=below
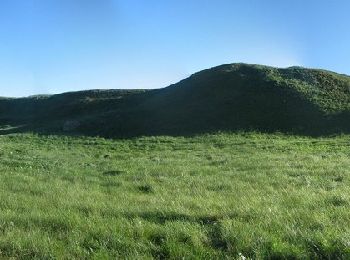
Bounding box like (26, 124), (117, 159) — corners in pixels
(124, 211), (230, 255)
(123, 211), (350, 259)
(123, 211), (257, 226)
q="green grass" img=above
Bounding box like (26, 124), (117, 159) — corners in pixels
(0, 133), (349, 259)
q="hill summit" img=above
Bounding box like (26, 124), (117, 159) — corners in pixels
(0, 63), (349, 137)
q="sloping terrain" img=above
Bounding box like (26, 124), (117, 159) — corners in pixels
(0, 63), (349, 137)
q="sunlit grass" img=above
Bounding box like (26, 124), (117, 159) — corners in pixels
(0, 133), (349, 258)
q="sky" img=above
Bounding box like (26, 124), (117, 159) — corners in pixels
(0, 0), (349, 97)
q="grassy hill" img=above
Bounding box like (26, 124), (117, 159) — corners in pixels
(0, 64), (350, 258)
(1, 63), (349, 137)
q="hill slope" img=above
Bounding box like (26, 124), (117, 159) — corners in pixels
(0, 63), (349, 137)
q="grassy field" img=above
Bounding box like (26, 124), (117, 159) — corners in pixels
(0, 133), (349, 259)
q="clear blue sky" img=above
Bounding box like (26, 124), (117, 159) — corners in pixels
(0, 0), (349, 97)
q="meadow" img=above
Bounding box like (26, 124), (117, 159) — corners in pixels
(0, 132), (349, 259)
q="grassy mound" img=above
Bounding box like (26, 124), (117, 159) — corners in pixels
(0, 63), (349, 137)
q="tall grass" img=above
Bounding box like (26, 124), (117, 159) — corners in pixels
(0, 133), (349, 258)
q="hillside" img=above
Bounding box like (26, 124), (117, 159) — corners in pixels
(0, 63), (349, 137)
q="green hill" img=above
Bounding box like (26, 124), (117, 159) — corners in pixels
(1, 63), (349, 137)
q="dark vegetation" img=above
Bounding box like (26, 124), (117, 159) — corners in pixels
(1, 63), (349, 137)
